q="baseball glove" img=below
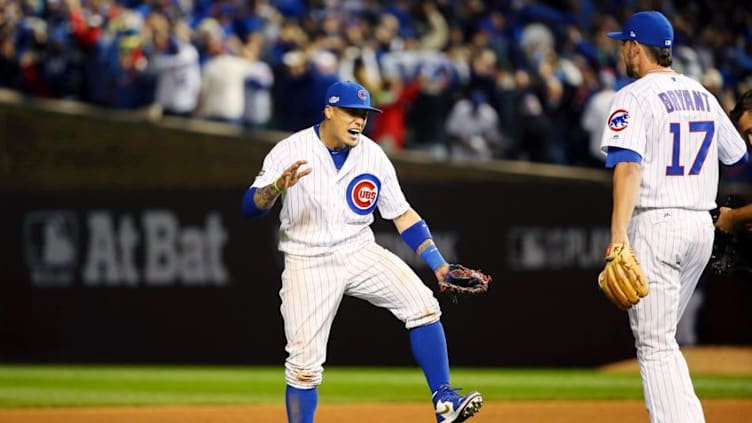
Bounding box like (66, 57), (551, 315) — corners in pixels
(597, 243), (649, 310)
(708, 230), (740, 275)
(439, 264), (492, 302)
(708, 195), (752, 276)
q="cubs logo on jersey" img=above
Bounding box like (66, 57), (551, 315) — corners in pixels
(346, 173), (380, 215)
(608, 109), (630, 131)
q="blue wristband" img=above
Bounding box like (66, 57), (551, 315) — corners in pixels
(400, 220), (432, 251)
(241, 187), (271, 218)
(420, 245), (447, 271)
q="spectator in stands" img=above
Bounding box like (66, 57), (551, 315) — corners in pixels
(241, 31), (274, 130)
(0, 31), (22, 90)
(273, 48), (330, 131)
(13, 16), (50, 97)
(369, 74), (421, 153)
(108, 11), (154, 109)
(445, 89), (503, 162)
(581, 69), (617, 165)
(1, 0), (750, 170)
(308, 49), (340, 124)
(146, 14), (201, 117)
(194, 32), (254, 125)
(508, 69), (552, 163)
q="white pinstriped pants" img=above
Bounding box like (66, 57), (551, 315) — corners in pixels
(628, 208), (713, 423)
(280, 241), (441, 389)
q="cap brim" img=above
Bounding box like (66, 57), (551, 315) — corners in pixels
(607, 31), (629, 40)
(335, 104), (383, 113)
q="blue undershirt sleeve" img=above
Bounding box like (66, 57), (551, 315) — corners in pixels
(241, 187), (272, 218)
(605, 146), (643, 168)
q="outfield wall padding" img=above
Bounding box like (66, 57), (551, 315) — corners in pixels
(1, 92), (750, 367)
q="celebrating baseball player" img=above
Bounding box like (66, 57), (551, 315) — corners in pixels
(597, 11), (749, 423)
(241, 80), (485, 423)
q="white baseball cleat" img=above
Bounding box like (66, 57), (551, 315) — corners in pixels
(432, 385), (483, 422)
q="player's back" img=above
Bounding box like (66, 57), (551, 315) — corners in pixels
(619, 73), (728, 210)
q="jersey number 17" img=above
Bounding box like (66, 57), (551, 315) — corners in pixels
(666, 121), (714, 176)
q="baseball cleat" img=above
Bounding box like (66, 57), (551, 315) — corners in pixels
(432, 384), (483, 422)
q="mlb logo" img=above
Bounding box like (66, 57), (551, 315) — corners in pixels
(24, 211), (78, 286)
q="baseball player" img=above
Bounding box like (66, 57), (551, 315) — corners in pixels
(716, 89), (752, 233)
(601, 11), (748, 423)
(241, 80), (483, 423)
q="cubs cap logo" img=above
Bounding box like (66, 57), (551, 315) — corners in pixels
(346, 173), (381, 215)
(608, 109), (630, 132)
(325, 80), (383, 113)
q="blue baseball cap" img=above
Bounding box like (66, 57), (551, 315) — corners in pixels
(325, 81), (382, 113)
(607, 11), (674, 48)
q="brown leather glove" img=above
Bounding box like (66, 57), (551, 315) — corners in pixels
(597, 243), (649, 310)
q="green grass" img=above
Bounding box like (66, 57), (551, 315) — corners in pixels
(0, 365), (750, 408)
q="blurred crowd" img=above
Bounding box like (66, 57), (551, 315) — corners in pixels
(1, 0), (751, 174)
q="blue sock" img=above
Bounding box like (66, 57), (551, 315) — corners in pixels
(409, 321), (450, 393)
(285, 385), (317, 423)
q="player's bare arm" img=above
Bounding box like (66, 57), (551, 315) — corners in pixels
(254, 160), (312, 209)
(394, 208), (450, 280)
(610, 161), (642, 245)
(394, 208), (425, 244)
(716, 205), (752, 233)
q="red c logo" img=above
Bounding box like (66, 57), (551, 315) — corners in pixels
(352, 180), (377, 209)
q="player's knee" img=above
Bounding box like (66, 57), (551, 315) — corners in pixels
(285, 364), (323, 389)
(634, 334), (680, 360)
(404, 304), (441, 330)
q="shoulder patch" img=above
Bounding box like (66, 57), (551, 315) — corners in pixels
(608, 109), (630, 132)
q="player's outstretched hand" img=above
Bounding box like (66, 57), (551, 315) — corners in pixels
(277, 160), (312, 191)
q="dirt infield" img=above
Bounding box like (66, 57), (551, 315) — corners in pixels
(599, 346), (752, 374)
(0, 399), (750, 423)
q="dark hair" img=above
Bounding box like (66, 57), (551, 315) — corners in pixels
(644, 45), (673, 67)
(730, 90), (752, 125)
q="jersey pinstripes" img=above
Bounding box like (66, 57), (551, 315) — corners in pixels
(252, 127), (410, 256)
(281, 240), (440, 389)
(600, 73), (747, 210)
(628, 208), (712, 423)
(600, 72), (747, 423)
(257, 127), (440, 390)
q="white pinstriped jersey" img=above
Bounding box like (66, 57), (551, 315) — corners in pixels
(252, 127), (411, 256)
(600, 73), (747, 210)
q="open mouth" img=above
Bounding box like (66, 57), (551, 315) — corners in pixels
(347, 129), (361, 136)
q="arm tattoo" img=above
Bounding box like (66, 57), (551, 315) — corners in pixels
(255, 184), (282, 209)
(415, 240), (435, 255)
